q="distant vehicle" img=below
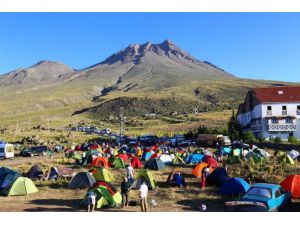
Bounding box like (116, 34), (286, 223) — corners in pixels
(139, 134), (159, 146)
(232, 141), (250, 149)
(178, 140), (193, 147)
(226, 183), (291, 212)
(20, 145), (50, 157)
(100, 128), (111, 135)
(0, 143), (14, 159)
(217, 135), (231, 146)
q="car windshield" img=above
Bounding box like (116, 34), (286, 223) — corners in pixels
(0, 147), (4, 153)
(247, 187), (272, 198)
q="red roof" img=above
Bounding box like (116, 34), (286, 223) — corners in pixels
(253, 86), (300, 103)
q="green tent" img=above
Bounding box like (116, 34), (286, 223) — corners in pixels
(109, 157), (125, 169)
(4, 177), (38, 196)
(67, 152), (82, 160)
(81, 185), (122, 209)
(245, 151), (259, 164)
(93, 168), (115, 182)
(131, 169), (155, 190)
(172, 155), (186, 165)
(278, 154), (294, 165)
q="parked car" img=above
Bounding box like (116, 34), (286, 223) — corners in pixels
(20, 145), (50, 157)
(225, 183), (291, 212)
(0, 143), (14, 159)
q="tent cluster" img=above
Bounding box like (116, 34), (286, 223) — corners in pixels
(0, 167), (38, 196)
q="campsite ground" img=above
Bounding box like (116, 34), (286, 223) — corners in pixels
(1, 153), (300, 212)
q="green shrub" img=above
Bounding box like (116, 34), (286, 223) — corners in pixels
(274, 137), (282, 144)
(242, 131), (256, 142)
(288, 136), (298, 144)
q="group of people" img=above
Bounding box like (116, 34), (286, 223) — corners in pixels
(87, 164), (149, 212)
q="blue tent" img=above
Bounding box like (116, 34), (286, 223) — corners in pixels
(145, 158), (165, 170)
(219, 177), (250, 195)
(142, 152), (153, 161)
(207, 167), (229, 186)
(185, 154), (204, 164)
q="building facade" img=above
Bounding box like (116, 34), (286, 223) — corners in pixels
(237, 86), (300, 140)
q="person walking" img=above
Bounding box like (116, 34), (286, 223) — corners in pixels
(87, 191), (96, 212)
(126, 164), (134, 184)
(139, 180), (149, 212)
(121, 177), (131, 208)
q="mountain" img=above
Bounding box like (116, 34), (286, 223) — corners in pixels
(0, 40), (293, 125)
(0, 60), (74, 86)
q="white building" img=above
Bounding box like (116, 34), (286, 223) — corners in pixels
(237, 86), (300, 140)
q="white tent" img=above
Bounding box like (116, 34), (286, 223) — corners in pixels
(288, 150), (300, 159)
(159, 154), (174, 164)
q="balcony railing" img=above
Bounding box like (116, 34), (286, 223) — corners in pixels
(267, 110), (272, 116)
(268, 124), (296, 131)
(282, 110), (287, 115)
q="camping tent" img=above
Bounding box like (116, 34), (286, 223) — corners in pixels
(172, 154), (186, 165)
(288, 150), (300, 160)
(192, 162), (208, 178)
(203, 155), (218, 169)
(0, 167), (15, 177)
(92, 168), (115, 182)
(27, 165), (43, 180)
(232, 148), (241, 156)
(203, 150), (214, 156)
(131, 157), (142, 169)
(131, 169), (155, 190)
(280, 174), (300, 198)
(222, 146), (231, 154)
(141, 151), (154, 161)
(219, 177), (250, 195)
(90, 157), (109, 168)
(253, 149), (269, 159)
(68, 172), (96, 189)
(81, 185), (122, 209)
(278, 154), (295, 165)
(3, 177), (38, 196)
(117, 153), (129, 162)
(145, 158), (165, 170)
(0, 171), (21, 192)
(109, 157), (125, 169)
(158, 154), (173, 164)
(207, 167), (229, 186)
(48, 167), (74, 181)
(185, 154), (204, 164)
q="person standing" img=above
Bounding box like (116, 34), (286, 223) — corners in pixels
(126, 164), (134, 184)
(87, 191), (96, 212)
(139, 180), (149, 212)
(121, 177), (131, 208)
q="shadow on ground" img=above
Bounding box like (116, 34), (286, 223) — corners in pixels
(25, 198), (81, 212)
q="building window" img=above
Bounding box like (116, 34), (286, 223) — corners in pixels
(297, 105), (300, 115)
(297, 105), (300, 110)
(271, 118), (278, 124)
(282, 105), (287, 115)
(267, 106), (272, 110)
(286, 118), (293, 124)
(282, 106), (287, 110)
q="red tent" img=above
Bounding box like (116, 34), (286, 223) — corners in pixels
(92, 181), (115, 195)
(117, 153), (129, 162)
(75, 145), (82, 151)
(90, 157), (109, 168)
(281, 174), (300, 198)
(203, 155), (218, 169)
(131, 157), (142, 168)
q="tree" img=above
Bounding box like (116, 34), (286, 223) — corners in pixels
(227, 110), (241, 141)
(274, 137), (282, 144)
(242, 131), (256, 142)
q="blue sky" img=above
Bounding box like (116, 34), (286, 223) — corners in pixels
(0, 13), (299, 82)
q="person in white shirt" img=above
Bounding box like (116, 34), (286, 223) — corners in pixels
(126, 165), (134, 183)
(139, 180), (149, 212)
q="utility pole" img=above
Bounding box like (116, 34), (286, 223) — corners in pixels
(119, 107), (124, 147)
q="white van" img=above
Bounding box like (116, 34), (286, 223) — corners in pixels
(0, 143), (14, 159)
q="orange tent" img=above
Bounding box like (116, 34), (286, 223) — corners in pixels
(192, 162), (208, 178)
(281, 174), (300, 198)
(90, 157), (109, 168)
